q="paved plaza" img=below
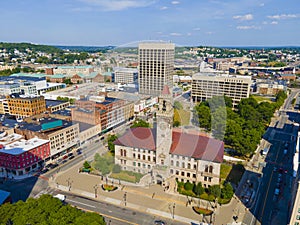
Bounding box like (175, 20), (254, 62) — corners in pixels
(49, 153), (250, 225)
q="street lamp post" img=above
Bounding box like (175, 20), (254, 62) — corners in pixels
(93, 184), (98, 198)
(66, 178), (73, 191)
(123, 192), (127, 206)
(173, 203), (175, 219)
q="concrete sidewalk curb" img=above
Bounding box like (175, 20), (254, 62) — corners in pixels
(51, 181), (200, 224)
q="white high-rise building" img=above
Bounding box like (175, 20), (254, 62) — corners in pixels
(138, 42), (175, 96)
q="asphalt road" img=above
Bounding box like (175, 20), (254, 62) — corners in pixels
(243, 90), (300, 225)
(55, 191), (187, 225)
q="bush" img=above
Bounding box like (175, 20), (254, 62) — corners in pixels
(193, 182), (204, 196)
(83, 161), (91, 169)
(184, 181), (194, 191)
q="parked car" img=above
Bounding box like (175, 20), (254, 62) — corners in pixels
(69, 155), (75, 160)
(154, 220), (166, 225)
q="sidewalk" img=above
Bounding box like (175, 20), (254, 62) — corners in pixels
(50, 162), (219, 224)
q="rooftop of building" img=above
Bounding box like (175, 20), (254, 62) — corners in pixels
(7, 93), (42, 99)
(0, 136), (49, 155)
(0, 190), (10, 205)
(45, 99), (69, 108)
(56, 65), (93, 69)
(192, 72), (252, 81)
(14, 117), (75, 133)
(113, 67), (138, 73)
(10, 73), (47, 79)
(78, 122), (96, 132)
(114, 127), (224, 163)
(51, 109), (72, 117)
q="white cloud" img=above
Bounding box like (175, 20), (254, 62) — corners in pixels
(160, 6), (168, 10)
(259, 3), (264, 7)
(193, 28), (201, 31)
(267, 14), (300, 20)
(171, 1), (180, 5)
(187, 33), (192, 36)
(262, 21), (268, 25)
(233, 14), (253, 21)
(206, 31), (213, 35)
(170, 32), (182, 36)
(78, 0), (156, 11)
(270, 21), (278, 25)
(236, 25), (261, 30)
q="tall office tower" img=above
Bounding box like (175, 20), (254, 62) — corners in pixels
(138, 42), (175, 96)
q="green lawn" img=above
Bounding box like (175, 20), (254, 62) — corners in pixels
(252, 95), (273, 103)
(220, 163), (245, 185)
(110, 171), (144, 183)
(174, 108), (190, 126)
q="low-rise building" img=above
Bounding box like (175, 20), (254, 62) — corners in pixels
(6, 94), (46, 118)
(46, 100), (70, 113)
(0, 132), (50, 178)
(112, 67), (138, 84)
(191, 73), (252, 107)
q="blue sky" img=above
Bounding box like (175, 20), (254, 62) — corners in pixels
(0, 0), (299, 47)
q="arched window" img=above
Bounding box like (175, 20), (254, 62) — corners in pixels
(182, 162), (185, 168)
(123, 149), (127, 157)
(171, 160), (174, 166)
(176, 161), (179, 167)
(209, 165), (213, 173)
(120, 149), (123, 157)
(187, 163), (191, 169)
(205, 165), (209, 172)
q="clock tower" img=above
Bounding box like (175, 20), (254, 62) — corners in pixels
(155, 85), (173, 167)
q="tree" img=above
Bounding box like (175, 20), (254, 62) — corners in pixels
(112, 164), (121, 173)
(130, 119), (150, 128)
(0, 194), (105, 225)
(194, 103), (211, 130)
(184, 181), (194, 191)
(173, 120), (180, 127)
(221, 182), (234, 199)
(83, 161), (91, 169)
(107, 134), (118, 154)
(193, 182), (204, 196)
(208, 185), (221, 199)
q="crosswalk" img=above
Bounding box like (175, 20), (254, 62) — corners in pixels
(33, 188), (54, 199)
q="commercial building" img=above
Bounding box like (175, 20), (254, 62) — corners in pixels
(6, 94), (46, 118)
(71, 96), (134, 133)
(14, 117), (79, 161)
(0, 132), (50, 178)
(46, 100), (70, 113)
(46, 66), (94, 76)
(191, 73), (252, 107)
(112, 67), (138, 84)
(138, 42), (175, 96)
(254, 79), (287, 95)
(114, 86), (223, 187)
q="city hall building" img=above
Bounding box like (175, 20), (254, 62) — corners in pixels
(114, 86), (224, 187)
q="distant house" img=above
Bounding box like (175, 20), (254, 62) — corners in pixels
(71, 74), (84, 84)
(46, 74), (67, 83)
(279, 74), (296, 81)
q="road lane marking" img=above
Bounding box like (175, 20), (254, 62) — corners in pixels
(67, 199), (96, 208)
(73, 205), (138, 225)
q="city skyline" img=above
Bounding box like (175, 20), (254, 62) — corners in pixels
(1, 0), (300, 47)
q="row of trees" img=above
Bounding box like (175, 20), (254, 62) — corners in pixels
(194, 91), (287, 157)
(0, 194), (105, 225)
(56, 96), (76, 104)
(0, 66), (44, 76)
(178, 181), (234, 201)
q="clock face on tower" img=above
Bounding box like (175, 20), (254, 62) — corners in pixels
(159, 121), (168, 131)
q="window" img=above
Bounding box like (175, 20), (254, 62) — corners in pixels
(193, 174), (196, 178)
(187, 163), (191, 169)
(176, 170), (179, 175)
(209, 165), (213, 173)
(133, 162), (136, 166)
(187, 173), (190, 177)
(182, 162), (185, 168)
(170, 169), (173, 174)
(181, 171), (185, 176)
(176, 161), (179, 167)
(204, 176), (207, 181)
(171, 160), (174, 166)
